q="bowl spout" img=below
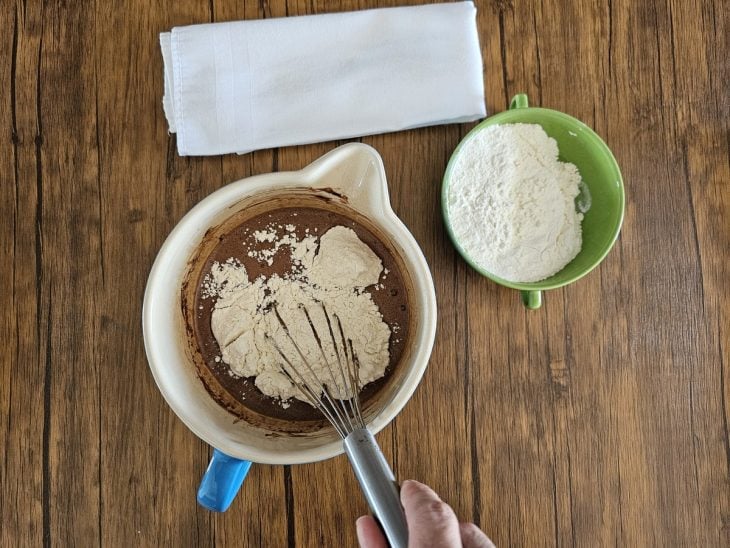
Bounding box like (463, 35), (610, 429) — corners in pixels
(302, 143), (391, 217)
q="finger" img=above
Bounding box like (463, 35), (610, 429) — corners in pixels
(400, 480), (462, 547)
(356, 515), (388, 548)
(459, 522), (496, 548)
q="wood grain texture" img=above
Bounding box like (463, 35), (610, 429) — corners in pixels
(1, 0), (728, 546)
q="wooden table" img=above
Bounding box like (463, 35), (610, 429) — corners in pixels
(2, 0), (728, 546)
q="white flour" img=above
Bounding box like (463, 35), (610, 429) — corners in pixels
(447, 123), (584, 282)
(204, 226), (390, 405)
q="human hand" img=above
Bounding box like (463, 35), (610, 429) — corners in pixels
(356, 479), (494, 548)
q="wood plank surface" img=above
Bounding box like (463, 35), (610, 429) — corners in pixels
(1, 0), (728, 546)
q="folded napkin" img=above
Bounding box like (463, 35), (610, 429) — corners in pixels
(160, 2), (485, 156)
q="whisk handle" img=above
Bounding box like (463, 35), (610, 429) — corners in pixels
(344, 429), (408, 548)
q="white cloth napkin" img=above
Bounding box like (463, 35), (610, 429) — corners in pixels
(160, 2), (485, 156)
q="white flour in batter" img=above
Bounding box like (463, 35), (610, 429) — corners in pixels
(447, 123), (584, 282)
(203, 226), (390, 405)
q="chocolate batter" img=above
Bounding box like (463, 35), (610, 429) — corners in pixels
(190, 206), (410, 424)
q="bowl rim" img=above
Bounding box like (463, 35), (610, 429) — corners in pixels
(441, 107), (626, 290)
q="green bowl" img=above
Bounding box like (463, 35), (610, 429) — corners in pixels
(442, 94), (625, 309)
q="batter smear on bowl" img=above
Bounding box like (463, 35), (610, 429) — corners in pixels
(191, 207), (409, 422)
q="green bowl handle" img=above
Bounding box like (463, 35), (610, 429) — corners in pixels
(521, 290), (542, 309)
(509, 94), (529, 109)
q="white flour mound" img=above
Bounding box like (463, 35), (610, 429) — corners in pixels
(447, 123), (584, 283)
(205, 226), (390, 405)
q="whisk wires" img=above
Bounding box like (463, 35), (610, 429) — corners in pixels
(266, 302), (365, 436)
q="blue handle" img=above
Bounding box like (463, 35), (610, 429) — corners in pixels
(197, 448), (253, 512)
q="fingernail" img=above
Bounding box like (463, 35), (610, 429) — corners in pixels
(401, 479), (418, 492)
(402, 479), (427, 490)
(401, 480), (430, 496)
(401, 479), (442, 501)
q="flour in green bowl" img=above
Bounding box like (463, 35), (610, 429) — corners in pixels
(447, 123), (584, 283)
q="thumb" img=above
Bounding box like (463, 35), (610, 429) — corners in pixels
(400, 480), (462, 547)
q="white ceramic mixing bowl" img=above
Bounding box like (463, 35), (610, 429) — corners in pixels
(142, 143), (437, 467)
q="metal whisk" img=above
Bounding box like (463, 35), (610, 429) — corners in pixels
(266, 302), (408, 548)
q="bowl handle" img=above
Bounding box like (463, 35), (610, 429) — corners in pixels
(510, 93), (529, 109)
(197, 448), (253, 512)
(521, 290), (542, 310)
